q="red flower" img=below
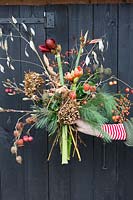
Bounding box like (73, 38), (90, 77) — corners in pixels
(38, 45), (51, 53)
(39, 38), (57, 53)
(45, 38), (57, 50)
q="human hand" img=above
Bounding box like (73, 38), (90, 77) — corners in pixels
(75, 119), (100, 137)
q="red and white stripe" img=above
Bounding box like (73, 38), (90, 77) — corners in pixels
(101, 124), (127, 140)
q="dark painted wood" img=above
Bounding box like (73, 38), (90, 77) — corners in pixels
(0, 6), (25, 200)
(20, 5), (48, 200)
(68, 5), (94, 200)
(46, 5), (71, 200)
(0, 0), (133, 5)
(93, 5), (118, 200)
(117, 4), (133, 200)
(0, 4), (132, 200)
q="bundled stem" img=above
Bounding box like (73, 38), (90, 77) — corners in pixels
(61, 125), (68, 164)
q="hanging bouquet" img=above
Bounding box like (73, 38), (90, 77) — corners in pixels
(0, 17), (132, 164)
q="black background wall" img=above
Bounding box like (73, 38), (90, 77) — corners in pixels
(0, 4), (133, 200)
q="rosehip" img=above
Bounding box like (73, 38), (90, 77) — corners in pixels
(16, 155), (22, 164)
(83, 83), (90, 91)
(69, 91), (76, 100)
(45, 38), (57, 50)
(14, 130), (20, 137)
(125, 87), (130, 93)
(16, 139), (24, 147)
(115, 115), (120, 120)
(130, 89), (133, 94)
(5, 88), (9, 93)
(109, 81), (113, 86)
(91, 86), (96, 92)
(8, 88), (13, 93)
(28, 136), (33, 142)
(11, 146), (17, 154)
(113, 80), (117, 85)
(23, 135), (29, 142)
(16, 122), (24, 130)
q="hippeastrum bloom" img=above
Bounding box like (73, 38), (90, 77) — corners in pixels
(74, 66), (83, 78)
(64, 72), (74, 82)
(38, 45), (51, 53)
(45, 38), (57, 50)
(39, 38), (57, 53)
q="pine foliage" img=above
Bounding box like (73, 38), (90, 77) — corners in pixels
(32, 105), (58, 135)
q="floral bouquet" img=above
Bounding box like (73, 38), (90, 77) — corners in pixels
(0, 17), (132, 164)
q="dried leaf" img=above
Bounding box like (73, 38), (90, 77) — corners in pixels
(89, 39), (101, 44)
(30, 27), (35, 36)
(99, 39), (104, 52)
(19, 83), (24, 87)
(85, 55), (90, 66)
(29, 40), (36, 52)
(0, 28), (2, 37)
(0, 64), (4, 73)
(7, 60), (10, 67)
(4, 39), (8, 51)
(10, 64), (15, 70)
(92, 51), (99, 64)
(43, 54), (50, 67)
(7, 56), (10, 62)
(21, 23), (28, 31)
(12, 16), (17, 24)
(84, 31), (88, 44)
(23, 97), (30, 101)
(25, 48), (29, 57)
(10, 32), (14, 42)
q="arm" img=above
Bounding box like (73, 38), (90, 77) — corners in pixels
(75, 119), (128, 141)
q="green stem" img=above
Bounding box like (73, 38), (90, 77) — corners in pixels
(56, 53), (64, 86)
(75, 45), (83, 68)
(61, 125), (68, 164)
(67, 133), (72, 160)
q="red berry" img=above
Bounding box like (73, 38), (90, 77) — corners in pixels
(130, 89), (133, 94)
(91, 86), (96, 92)
(109, 81), (113, 86)
(14, 130), (20, 137)
(16, 139), (24, 147)
(83, 83), (90, 91)
(125, 87), (130, 93)
(16, 122), (24, 130)
(28, 136), (33, 142)
(8, 88), (13, 93)
(69, 91), (76, 100)
(5, 88), (9, 93)
(45, 38), (57, 50)
(23, 135), (29, 142)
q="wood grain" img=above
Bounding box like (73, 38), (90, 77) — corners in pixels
(0, 0), (133, 5)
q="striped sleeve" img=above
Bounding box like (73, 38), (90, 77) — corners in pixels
(101, 124), (127, 140)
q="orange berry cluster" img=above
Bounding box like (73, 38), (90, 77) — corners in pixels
(108, 80), (117, 86)
(65, 66), (83, 82)
(112, 95), (131, 123)
(11, 116), (36, 164)
(83, 83), (96, 92)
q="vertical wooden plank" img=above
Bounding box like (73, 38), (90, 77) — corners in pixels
(117, 4), (133, 200)
(0, 6), (25, 200)
(46, 5), (70, 200)
(19, 5), (48, 200)
(93, 4), (118, 200)
(68, 5), (94, 200)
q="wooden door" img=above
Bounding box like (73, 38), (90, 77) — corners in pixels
(0, 4), (132, 200)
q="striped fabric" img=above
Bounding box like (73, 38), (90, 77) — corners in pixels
(100, 124), (127, 140)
